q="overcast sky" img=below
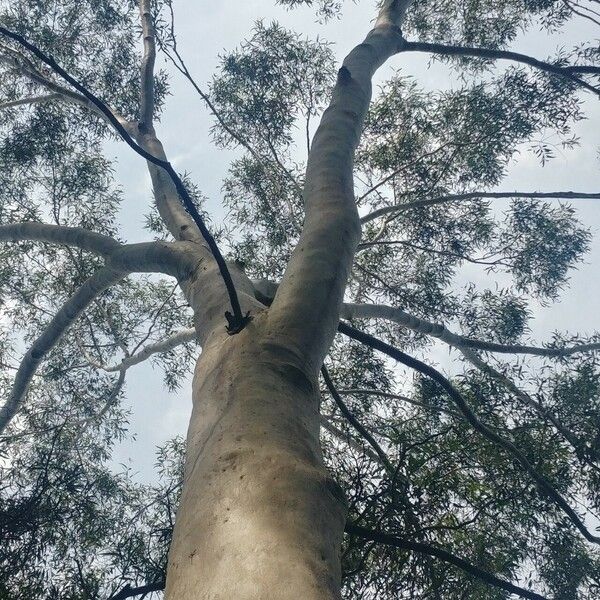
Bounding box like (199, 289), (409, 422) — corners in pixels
(106, 1), (600, 481)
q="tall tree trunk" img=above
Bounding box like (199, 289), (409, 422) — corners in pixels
(165, 313), (347, 599)
(165, 2), (410, 596)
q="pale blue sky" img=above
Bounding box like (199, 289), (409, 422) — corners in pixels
(107, 1), (600, 481)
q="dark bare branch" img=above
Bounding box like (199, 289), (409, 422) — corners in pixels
(337, 321), (600, 545)
(361, 191), (600, 224)
(346, 523), (549, 600)
(401, 40), (600, 96)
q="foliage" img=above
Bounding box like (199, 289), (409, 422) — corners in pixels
(1, 0), (599, 598)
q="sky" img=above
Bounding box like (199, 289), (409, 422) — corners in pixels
(106, 0), (600, 481)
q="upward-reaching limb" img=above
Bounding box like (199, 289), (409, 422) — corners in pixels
(266, 0), (413, 373)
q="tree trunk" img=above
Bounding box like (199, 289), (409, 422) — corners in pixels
(165, 313), (348, 599)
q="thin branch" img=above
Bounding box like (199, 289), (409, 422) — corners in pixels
(346, 523), (549, 600)
(0, 268), (127, 435)
(96, 327), (197, 372)
(357, 239), (510, 267)
(0, 25), (248, 334)
(0, 92), (61, 110)
(0, 222), (121, 257)
(401, 40), (600, 96)
(361, 191), (600, 223)
(357, 144), (452, 202)
(322, 365), (421, 530)
(459, 347), (598, 468)
(159, 5), (304, 199)
(320, 414), (381, 462)
(337, 321), (600, 545)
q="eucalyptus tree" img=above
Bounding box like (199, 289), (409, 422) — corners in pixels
(0, 0), (600, 599)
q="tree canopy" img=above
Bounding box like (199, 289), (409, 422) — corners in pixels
(0, 0), (599, 598)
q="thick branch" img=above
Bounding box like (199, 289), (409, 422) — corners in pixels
(361, 191), (600, 223)
(346, 523), (549, 600)
(0, 268), (127, 435)
(401, 40), (600, 96)
(337, 321), (600, 545)
(107, 580), (166, 600)
(0, 25), (248, 334)
(266, 0), (411, 372)
(138, 0), (156, 131)
(0, 46), (131, 128)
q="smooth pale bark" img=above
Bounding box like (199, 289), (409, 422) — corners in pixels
(265, 0), (409, 374)
(165, 4), (412, 597)
(165, 314), (347, 600)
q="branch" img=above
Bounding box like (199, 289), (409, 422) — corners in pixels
(322, 365), (421, 530)
(361, 191), (600, 223)
(266, 0), (412, 371)
(319, 414), (381, 462)
(459, 347), (598, 467)
(321, 366), (394, 472)
(0, 369), (126, 443)
(0, 45), (131, 129)
(0, 268), (127, 435)
(107, 580), (165, 600)
(0, 222), (121, 257)
(138, 0), (156, 131)
(0, 92), (61, 110)
(160, 18), (304, 200)
(341, 303), (600, 358)
(345, 523), (549, 600)
(401, 40), (600, 96)
(337, 321), (600, 545)
(0, 25), (249, 335)
(336, 387), (461, 418)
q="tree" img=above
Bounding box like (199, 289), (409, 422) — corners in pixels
(0, 0), (599, 598)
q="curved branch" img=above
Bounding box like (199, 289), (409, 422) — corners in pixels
(361, 191), (600, 224)
(0, 45), (131, 128)
(138, 0), (156, 132)
(98, 327), (197, 372)
(0, 222), (121, 257)
(346, 523), (549, 600)
(342, 303), (600, 358)
(459, 347), (599, 468)
(0, 268), (127, 435)
(319, 414), (381, 462)
(0, 25), (248, 334)
(266, 0), (412, 371)
(401, 40), (600, 96)
(107, 580), (165, 600)
(321, 366), (394, 472)
(0, 93), (61, 110)
(337, 321), (600, 545)
(0, 369), (126, 443)
(336, 387), (461, 418)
